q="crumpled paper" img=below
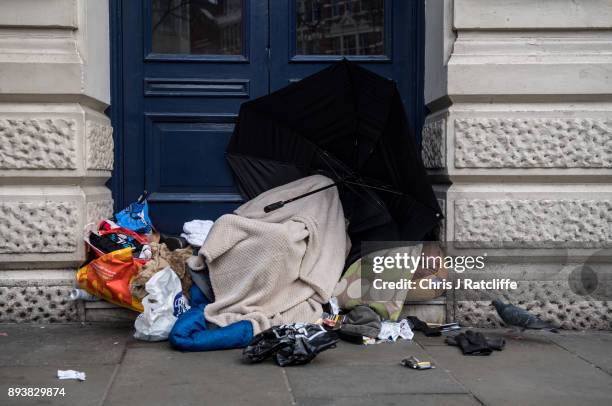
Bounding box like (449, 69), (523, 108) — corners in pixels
(377, 319), (414, 341)
(57, 370), (86, 381)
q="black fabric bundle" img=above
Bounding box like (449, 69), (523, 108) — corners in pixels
(405, 316), (442, 337)
(242, 324), (338, 367)
(445, 330), (506, 356)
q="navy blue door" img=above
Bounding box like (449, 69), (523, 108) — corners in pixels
(113, 0), (423, 234)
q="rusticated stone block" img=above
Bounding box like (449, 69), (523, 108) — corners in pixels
(86, 120), (114, 170)
(422, 118), (445, 169)
(454, 199), (612, 246)
(86, 199), (113, 225)
(0, 201), (78, 253)
(0, 118), (77, 169)
(0, 285), (79, 323)
(455, 118), (612, 168)
(455, 299), (611, 330)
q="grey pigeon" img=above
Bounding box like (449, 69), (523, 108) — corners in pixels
(492, 299), (559, 333)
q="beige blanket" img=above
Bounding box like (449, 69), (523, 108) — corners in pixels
(190, 175), (347, 334)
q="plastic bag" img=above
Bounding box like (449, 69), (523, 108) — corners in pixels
(377, 319), (414, 341)
(242, 323), (338, 367)
(115, 199), (153, 234)
(77, 248), (143, 312)
(134, 267), (189, 342)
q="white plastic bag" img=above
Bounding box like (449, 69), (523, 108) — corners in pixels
(377, 319), (414, 341)
(134, 267), (189, 341)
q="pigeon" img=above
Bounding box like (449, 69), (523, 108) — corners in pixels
(492, 299), (559, 337)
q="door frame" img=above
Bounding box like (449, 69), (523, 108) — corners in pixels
(109, 0), (426, 212)
(110, 0), (125, 211)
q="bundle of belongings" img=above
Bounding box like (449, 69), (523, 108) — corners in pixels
(73, 175), (450, 363)
(171, 175), (348, 352)
(77, 195), (196, 340)
(70, 60), (451, 366)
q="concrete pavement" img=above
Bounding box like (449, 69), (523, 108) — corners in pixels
(0, 324), (611, 406)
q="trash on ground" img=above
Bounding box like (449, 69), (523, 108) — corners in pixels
(401, 356), (435, 370)
(134, 267), (187, 342)
(363, 336), (377, 345)
(320, 312), (344, 329)
(243, 323), (338, 367)
(445, 330), (506, 356)
(328, 297), (340, 315)
(68, 288), (100, 302)
(378, 319), (414, 342)
(0, 332), (7, 337)
(57, 370), (86, 381)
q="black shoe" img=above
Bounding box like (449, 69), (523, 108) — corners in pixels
(159, 233), (190, 251)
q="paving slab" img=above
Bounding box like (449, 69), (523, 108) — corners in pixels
(0, 324), (131, 367)
(425, 336), (612, 406)
(0, 364), (117, 406)
(413, 332), (450, 346)
(104, 346), (293, 406)
(286, 364), (467, 399)
(549, 331), (612, 375)
(285, 340), (468, 399)
(297, 394), (481, 406)
(314, 339), (431, 366)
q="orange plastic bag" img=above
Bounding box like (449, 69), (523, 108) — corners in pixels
(77, 248), (144, 312)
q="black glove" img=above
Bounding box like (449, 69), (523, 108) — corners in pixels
(485, 336), (506, 351)
(445, 331), (492, 356)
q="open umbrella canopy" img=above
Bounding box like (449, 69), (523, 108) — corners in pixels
(226, 59), (442, 255)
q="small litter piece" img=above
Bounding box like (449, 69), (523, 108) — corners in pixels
(0, 332), (8, 337)
(68, 288), (100, 302)
(57, 370), (86, 381)
(401, 356), (435, 370)
(363, 336), (377, 345)
(328, 297), (340, 315)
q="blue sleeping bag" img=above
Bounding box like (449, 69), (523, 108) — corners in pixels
(169, 284), (253, 351)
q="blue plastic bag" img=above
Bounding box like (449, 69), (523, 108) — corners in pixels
(115, 200), (153, 234)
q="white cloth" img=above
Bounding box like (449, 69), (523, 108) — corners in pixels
(181, 219), (214, 247)
(193, 175), (348, 334)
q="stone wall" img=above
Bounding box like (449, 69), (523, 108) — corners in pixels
(0, 0), (113, 322)
(424, 0), (612, 329)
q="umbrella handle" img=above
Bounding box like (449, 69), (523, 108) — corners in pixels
(264, 201), (285, 213)
(263, 181), (339, 213)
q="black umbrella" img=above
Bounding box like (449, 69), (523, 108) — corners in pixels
(226, 60), (442, 258)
